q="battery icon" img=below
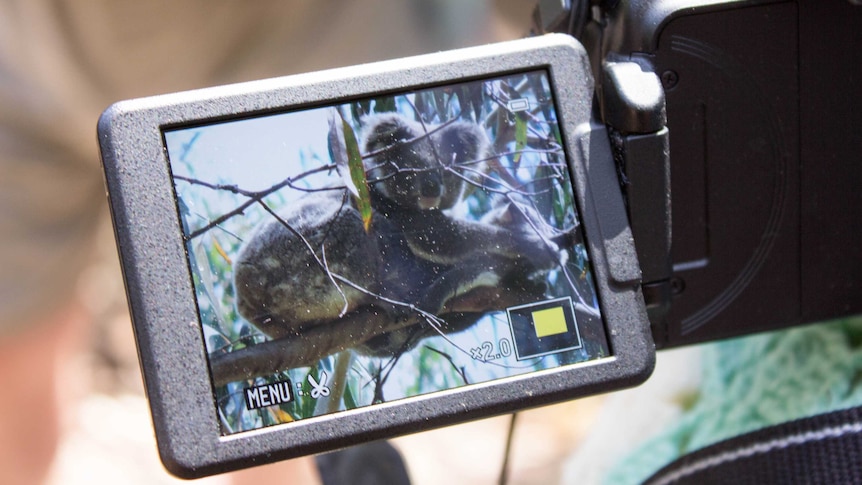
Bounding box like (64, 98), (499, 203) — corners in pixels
(507, 98), (530, 113)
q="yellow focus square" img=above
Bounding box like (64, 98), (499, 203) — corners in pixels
(532, 306), (568, 338)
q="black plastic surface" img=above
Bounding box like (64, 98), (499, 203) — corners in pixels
(556, 0), (861, 347)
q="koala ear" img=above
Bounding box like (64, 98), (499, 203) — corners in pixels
(362, 113), (416, 153)
(436, 121), (489, 166)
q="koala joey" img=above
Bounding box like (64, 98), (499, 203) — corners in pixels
(233, 112), (572, 360)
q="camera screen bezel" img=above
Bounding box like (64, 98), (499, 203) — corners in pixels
(98, 34), (653, 478)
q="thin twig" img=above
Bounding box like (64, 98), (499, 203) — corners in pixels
(498, 413), (518, 485)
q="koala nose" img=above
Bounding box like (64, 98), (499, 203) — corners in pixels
(419, 174), (443, 199)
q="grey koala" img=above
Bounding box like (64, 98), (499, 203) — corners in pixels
(233, 112), (569, 361)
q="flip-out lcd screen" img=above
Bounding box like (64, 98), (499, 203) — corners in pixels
(164, 69), (610, 435)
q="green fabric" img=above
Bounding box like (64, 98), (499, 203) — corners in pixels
(606, 316), (862, 485)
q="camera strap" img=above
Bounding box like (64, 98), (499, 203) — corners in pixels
(643, 405), (862, 485)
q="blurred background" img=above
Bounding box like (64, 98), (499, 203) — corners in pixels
(0, 1), (708, 484)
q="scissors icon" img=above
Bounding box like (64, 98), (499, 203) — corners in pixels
(308, 371), (331, 399)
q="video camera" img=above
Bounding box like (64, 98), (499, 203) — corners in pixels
(533, 0), (861, 347)
(96, 0), (860, 478)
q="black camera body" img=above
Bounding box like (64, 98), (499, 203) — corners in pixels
(536, 0), (862, 347)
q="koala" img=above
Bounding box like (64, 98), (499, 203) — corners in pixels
(233, 112), (571, 362)
(233, 191), (404, 340)
(356, 115), (577, 352)
(361, 112), (487, 212)
(361, 113), (559, 269)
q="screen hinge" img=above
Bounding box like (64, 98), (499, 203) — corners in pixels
(601, 61), (672, 335)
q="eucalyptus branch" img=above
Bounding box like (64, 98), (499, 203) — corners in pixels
(208, 303), (420, 386)
(208, 262), (545, 385)
(180, 166), (344, 240)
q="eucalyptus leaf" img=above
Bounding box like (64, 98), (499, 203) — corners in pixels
(513, 114), (527, 165)
(339, 110), (374, 231)
(327, 109), (356, 197)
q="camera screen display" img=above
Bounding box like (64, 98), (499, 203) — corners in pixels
(164, 69), (610, 435)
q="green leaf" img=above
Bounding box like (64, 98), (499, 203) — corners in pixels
(513, 114), (527, 165)
(193, 237), (227, 333)
(340, 113), (373, 232)
(329, 109), (374, 231)
(373, 96), (395, 113)
(343, 383), (357, 410)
